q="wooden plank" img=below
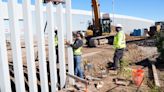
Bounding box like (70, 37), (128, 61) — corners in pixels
(152, 64), (160, 87)
(66, 73), (89, 85)
(0, 1), (12, 92)
(46, 2), (58, 92)
(22, 0), (38, 92)
(8, 0), (25, 92)
(114, 78), (130, 86)
(56, 3), (66, 88)
(35, 0), (49, 92)
(66, 0), (74, 85)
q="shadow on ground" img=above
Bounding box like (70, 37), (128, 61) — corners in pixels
(155, 58), (164, 71)
(106, 85), (120, 92)
(134, 58), (152, 68)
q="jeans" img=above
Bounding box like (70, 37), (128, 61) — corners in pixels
(113, 49), (124, 69)
(74, 55), (83, 78)
(56, 46), (59, 63)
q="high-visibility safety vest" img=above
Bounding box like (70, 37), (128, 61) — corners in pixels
(74, 47), (82, 56)
(54, 35), (58, 46)
(113, 31), (126, 49)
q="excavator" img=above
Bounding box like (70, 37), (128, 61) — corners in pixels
(43, 0), (64, 4)
(148, 21), (164, 36)
(85, 0), (113, 47)
(43, 0), (113, 47)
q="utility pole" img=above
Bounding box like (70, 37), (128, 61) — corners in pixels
(112, 0), (115, 25)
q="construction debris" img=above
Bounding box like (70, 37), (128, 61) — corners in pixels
(94, 81), (104, 89)
(114, 78), (130, 86)
(109, 70), (118, 75)
(85, 76), (102, 81)
(66, 73), (89, 85)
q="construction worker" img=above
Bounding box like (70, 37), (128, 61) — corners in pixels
(112, 24), (126, 70)
(54, 29), (59, 63)
(66, 32), (84, 78)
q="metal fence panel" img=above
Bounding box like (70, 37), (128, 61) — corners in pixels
(0, 1), (12, 92)
(66, 0), (74, 85)
(57, 3), (66, 88)
(46, 2), (58, 92)
(8, 0), (26, 92)
(35, 0), (49, 92)
(22, 0), (38, 92)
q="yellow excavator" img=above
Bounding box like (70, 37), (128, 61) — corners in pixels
(85, 0), (113, 47)
(43, 0), (113, 47)
(43, 0), (64, 4)
(148, 21), (164, 36)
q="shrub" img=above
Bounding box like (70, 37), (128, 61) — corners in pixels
(118, 59), (132, 80)
(156, 31), (164, 61)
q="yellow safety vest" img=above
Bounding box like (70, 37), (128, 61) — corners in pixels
(54, 35), (58, 46)
(74, 47), (82, 55)
(113, 31), (126, 49)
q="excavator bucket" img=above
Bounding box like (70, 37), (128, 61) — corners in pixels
(43, 0), (65, 4)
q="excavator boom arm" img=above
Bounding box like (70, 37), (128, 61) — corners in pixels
(92, 0), (101, 30)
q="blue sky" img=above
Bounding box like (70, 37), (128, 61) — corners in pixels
(71, 0), (164, 21)
(2, 0), (164, 21)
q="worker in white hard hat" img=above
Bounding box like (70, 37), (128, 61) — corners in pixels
(112, 24), (126, 70)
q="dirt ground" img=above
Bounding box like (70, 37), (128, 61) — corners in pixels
(7, 39), (163, 92)
(78, 44), (157, 92)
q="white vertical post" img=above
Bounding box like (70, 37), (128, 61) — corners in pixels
(66, 0), (74, 85)
(8, 0), (25, 92)
(35, 1), (49, 92)
(46, 2), (57, 92)
(0, 1), (12, 92)
(22, 0), (38, 92)
(56, 3), (66, 88)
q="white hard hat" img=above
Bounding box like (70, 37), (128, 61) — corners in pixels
(116, 24), (123, 28)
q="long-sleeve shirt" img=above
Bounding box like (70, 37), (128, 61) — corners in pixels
(71, 39), (83, 49)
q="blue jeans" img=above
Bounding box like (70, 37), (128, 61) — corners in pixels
(74, 55), (83, 78)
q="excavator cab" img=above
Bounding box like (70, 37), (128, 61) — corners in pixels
(101, 13), (111, 35)
(101, 18), (111, 35)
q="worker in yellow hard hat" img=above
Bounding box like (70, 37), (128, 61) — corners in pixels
(112, 24), (126, 70)
(66, 32), (84, 78)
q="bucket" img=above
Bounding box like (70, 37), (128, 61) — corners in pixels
(132, 68), (144, 86)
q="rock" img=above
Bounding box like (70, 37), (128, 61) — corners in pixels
(94, 81), (104, 89)
(109, 70), (118, 75)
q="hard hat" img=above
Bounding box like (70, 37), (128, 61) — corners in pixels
(116, 24), (123, 28)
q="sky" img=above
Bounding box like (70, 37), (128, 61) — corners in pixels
(2, 0), (164, 21)
(71, 0), (164, 21)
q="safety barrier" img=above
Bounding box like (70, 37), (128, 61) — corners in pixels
(0, 0), (73, 92)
